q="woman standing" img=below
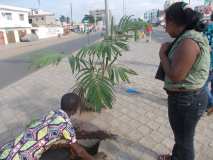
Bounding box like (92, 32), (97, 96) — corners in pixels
(145, 23), (153, 42)
(158, 2), (210, 160)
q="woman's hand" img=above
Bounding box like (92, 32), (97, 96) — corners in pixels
(159, 42), (171, 60)
(69, 143), (94, 160)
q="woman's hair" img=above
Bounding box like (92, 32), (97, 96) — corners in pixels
(165, 2), (205, 32)
(211, 12), (213, 21)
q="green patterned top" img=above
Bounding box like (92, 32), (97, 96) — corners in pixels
(164, 30), (210, 91)
(0, 109), (76, 160)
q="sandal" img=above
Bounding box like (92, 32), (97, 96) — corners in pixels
(207, 107), (213, 116)
(158, 154), (171, 160)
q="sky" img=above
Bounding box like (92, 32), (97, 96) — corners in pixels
(0, 0), (204, 22)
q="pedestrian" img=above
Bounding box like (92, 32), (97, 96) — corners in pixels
(203, 12), (213, 116)
(145, 23), (153, 42)
(140, 30), (145, 39)
(158, 2), (210, 160)
(0, 93), (95, 160)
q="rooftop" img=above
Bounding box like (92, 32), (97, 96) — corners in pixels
(0, 4), (30, 12)
(30, 9), (54, 16)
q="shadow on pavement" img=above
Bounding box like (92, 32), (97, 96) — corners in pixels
(99, 136), (159, 160)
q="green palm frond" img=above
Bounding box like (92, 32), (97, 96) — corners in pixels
(31, 52), (64, 69)
(79, 71), (114, 112)
(76, 38), (128, 62)
(107, 65), (138, 84)
(78, 68), (95, 88)
(68, 55), (90, 74)
(117, 15), (133, 33)
(71, 85), (87, 112)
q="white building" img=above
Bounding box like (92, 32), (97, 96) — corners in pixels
(0, 4), (32, 45)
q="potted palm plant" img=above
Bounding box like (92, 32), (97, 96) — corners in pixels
(31, 16), (146, 112)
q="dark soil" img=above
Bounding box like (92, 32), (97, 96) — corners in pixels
(40, 123), (116, 160)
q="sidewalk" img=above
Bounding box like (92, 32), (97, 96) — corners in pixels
(0, 38), (212, 160)
(0, 32), (83, 60)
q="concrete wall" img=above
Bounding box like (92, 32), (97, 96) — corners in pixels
(0, 29), (8, 45)
(26, 28), (31, 34)
(30, 15), (56, 26)
(34, 27), (64, 39)
(14, 30), (20, 43)
(45, 15), (56, 26)
(0, 28), (32, 45)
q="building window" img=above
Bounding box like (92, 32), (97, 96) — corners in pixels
(1, 12), (12, 20)
(19, 14), (24, 21)
(41, 17), (44, 21)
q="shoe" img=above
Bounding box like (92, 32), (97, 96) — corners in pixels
(158, 154), (171, 160)
(207, 107), (213, 116)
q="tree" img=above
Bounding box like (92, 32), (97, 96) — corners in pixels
(82, 15), (95, 24)
(59, 15), (66, 23)
(96, 17), (103, 22)
(66, 17), (70, 24)
(157, 9), (160, 18)
(114, 16), (146, 41)
(204, 0), (213, 5)
(59, 15), (70, 26)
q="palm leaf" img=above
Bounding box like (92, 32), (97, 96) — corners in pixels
(68, 56), (90, 74)
(74, 69), (115, 112)
(107, 65), (138, 84)
(84, 75), (114, 112)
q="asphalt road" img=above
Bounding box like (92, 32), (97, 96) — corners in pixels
(0, 32), (102, 89)
(152, 27), (172, 43)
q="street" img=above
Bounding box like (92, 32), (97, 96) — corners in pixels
(152, 27), (172, 43)
(0, 32), (101, 89)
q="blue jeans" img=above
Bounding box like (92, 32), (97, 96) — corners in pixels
(167, 88), (207, 160)
(204, 71), (213, 108)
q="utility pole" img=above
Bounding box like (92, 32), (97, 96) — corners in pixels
(94, 14), (97, 31)
(37, 0), (40, 9)
(70, 3), (73, 25)
(188, 0), (190, 4)
(123, 0), (126, 16)
(105, 0), (109, 36)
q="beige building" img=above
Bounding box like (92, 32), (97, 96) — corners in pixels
(29, 9), (56, 27)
